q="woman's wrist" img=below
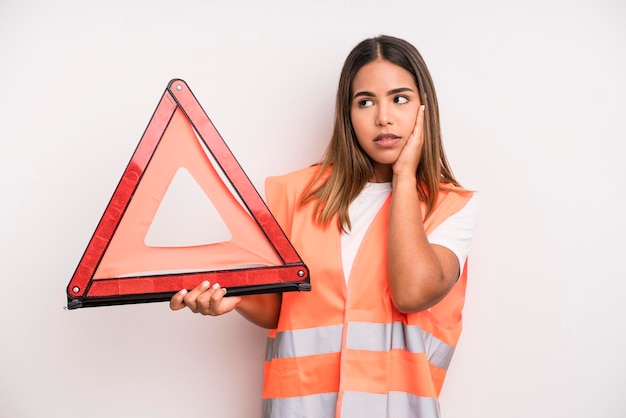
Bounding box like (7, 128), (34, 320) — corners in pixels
(392, 173), (417, 191)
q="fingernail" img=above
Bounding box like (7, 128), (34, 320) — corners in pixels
(180, 289), (188, 295)
(212, 283), (220, 290)
(202, 281), (210, 288)
(421, 105), (425, 111)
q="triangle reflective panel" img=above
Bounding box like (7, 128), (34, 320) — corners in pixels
(66, 79), (310, 309)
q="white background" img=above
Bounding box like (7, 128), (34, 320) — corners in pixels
(1, 0), (625, 417)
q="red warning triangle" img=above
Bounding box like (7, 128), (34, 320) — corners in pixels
(66, 79), (310, 309)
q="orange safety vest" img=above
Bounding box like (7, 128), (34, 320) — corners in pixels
(263, 166), (473, 418)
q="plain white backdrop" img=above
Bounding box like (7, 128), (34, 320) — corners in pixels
(1, 0), (625, 417)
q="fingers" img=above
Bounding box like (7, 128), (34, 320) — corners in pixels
(183, 280), (212, 313)
(195, 283), (229, 315)
(394, 105), (426, 177)
(169, 281), (237, 316)
(409, 104), (425, 143)
(169, 289), (188, 311)
(403, 104), (424, 151)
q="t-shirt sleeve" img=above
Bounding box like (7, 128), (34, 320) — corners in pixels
(427, 194), (479, 275)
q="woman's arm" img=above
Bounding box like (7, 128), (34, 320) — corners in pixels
(387, 105), (460, 313)
(387, 178), (460, 313)
(235, 292), (281, 329)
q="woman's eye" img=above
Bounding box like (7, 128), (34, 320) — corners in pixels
(394, 95), (409, 104)
(358, 99), (374, 108)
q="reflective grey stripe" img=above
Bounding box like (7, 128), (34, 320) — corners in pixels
(266, 324), (343, 360)
(263, 392), (337, 418)
(341, 391), (440, 418)
(345, 322), (455, 370)
(422, 331), (456, 371)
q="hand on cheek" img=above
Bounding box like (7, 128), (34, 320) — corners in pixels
(393, 105), (425, 179)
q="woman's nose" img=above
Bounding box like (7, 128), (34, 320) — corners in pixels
(376, 104), (393, 126)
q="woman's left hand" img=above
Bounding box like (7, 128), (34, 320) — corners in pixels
(393, 104), (425, 179)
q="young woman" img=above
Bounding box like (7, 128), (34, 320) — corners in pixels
(171, 35), (478, 417)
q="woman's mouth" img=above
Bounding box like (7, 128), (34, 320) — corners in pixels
(374, 133), (401, 147)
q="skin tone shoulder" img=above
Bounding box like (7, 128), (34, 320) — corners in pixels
(170, 58), (460, 322)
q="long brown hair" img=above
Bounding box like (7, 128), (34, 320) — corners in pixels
(302, 35), (460, 231)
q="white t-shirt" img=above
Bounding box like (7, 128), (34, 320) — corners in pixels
(341, 183), (478, 283)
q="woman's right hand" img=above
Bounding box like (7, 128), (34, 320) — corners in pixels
(169, 281), (242, 316)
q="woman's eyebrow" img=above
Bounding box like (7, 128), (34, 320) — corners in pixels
(352, 87), (415, 99)
(388, 87), (415, 95)
(353, 90), (374, 99)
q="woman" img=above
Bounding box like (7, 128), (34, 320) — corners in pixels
(171, 35), (478, 417)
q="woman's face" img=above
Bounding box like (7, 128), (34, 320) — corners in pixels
(350, 59), (421, 182)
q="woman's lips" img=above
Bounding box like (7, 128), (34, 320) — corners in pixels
(374, 133), (401, 147)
